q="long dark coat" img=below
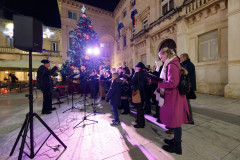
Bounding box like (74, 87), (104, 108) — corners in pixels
(106, 78), (122, 107)
(131, 70), (147, 104)
(182, 59), (196, 91)
(37, 65), (58, 91)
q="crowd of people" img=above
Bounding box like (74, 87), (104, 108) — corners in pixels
(105, 47), (196, 155)
(37, 47), (197, 155)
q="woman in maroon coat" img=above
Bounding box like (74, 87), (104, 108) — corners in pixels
(157, 47), (189, 155)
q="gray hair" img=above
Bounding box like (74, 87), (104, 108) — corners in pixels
(159, 47), (176, 59)
(180, 53), (189, 59)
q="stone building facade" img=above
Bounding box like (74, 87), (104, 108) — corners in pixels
(1, 0), (239, 98)
(0, 17), (62, 81)
(112, 0), (240, 99)
(59, 0), (115, 66)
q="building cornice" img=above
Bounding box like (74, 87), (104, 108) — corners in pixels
(183, 0), (227, 25)
(113, 0), (127, 16)
(59, 0), (114, 18)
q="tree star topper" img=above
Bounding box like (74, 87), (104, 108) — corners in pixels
(81, 5), (86, 13)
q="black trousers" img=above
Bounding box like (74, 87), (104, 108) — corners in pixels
(135, 103), (145, 126)
(42, 90), (52, 112)
(187, 99), (194, 123)
(172, 127), (182, 142)
(80, 84), (87, 97)
(121, 99), (130, 113)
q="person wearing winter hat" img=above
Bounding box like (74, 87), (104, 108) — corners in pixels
(37, 59), (59, 114)
(130, 62), (147, 128)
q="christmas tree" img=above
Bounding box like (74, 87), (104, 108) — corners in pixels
(61, 5), (105, 77)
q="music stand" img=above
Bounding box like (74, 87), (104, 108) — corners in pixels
(73, 88), (98, 128)
(62, 74), (80, 113)
(74, 76), (104, 128)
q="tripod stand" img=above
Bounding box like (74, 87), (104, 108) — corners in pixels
(73, 87), (98, 128)
(62, 74), (80, 113)
(74, 76), (104, 128)
(10, 50), (67, 160)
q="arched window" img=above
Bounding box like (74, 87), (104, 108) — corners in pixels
(159, 39), (176, 53)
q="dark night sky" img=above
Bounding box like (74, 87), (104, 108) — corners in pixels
(0, 0), (120, 28)
(76, 0), (120, 12)
(0, 0), (61, 28)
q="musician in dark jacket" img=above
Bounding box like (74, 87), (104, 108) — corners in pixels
(106, 73), (122, 126)
(120, 74), (131, 114)
(37, 59), (58, 114)
(180, 53), (196, 124)
(80, 67), (88, 97)
(89, 70), (99, 99)
(131, 62), (147, 128)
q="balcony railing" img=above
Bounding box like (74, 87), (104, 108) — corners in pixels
(0, 47), (61, 57)
(184, 0), (213, 14)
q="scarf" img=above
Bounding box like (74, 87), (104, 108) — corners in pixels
(154, 56), (176, 107)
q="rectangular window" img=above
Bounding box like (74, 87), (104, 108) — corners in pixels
(68, 11), (73, 19)
(8, 37), (14, 48)
(143, 18), (148, 30)
(102, 43), (110, 57)
(132, 29), (135, 38)
(117, 41), (120, 51)
(162, 3), (168, 15)
(73, 12), (77, 20)
(169, 0), (174, 10)
(141, 54), (147, 66)
(198, 30), (218, 62)
(69, 37), (74, 48)
(68, 11), (77, 20)
(123, 9), (127, 18)
(123, 35), (127, 47)
(52, 42), (59, 52)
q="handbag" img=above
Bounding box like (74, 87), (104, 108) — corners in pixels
(132, 73), (141, 103)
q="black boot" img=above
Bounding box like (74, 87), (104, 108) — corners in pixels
(162, 141), (182, 155)
(164, 138), (174, 145)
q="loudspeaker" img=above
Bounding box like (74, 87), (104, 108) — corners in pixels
(13, 15), (43, 52)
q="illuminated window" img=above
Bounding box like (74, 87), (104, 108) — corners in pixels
(199, 30), (218, 62)
(52, 42), (59, 52)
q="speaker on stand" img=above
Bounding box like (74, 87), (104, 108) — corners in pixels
(9, 15), (67, 160)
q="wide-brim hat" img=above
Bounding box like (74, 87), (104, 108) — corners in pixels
(135, 62), (146, 69)
(41, 59), (50, 64)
